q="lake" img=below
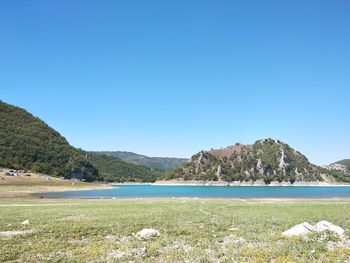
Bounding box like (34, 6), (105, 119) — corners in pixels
(43, 184), (350, 199)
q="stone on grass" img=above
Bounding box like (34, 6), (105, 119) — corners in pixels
(223, 235), (245, 245)
(313, 220), (345, 236)
(0, 230), (34, 238)
(183, 244), (193, 253)
(136, 228), (160, 239)
(106, 250), (125, 260)
(21, 220), (30, 225)
(282, 222), (315, 237)
(283, 221), (346, 238)
(327, 239), (350, 251)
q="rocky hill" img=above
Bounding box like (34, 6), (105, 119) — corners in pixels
(335, 159), (350, 169)
(166, 139), (350, 184)
(323, 160), (350, 181)
(93, 151), (187, 171)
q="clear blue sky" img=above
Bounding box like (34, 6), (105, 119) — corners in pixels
(1, 1), (349, 164)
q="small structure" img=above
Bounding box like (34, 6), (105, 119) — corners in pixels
(6, 170), (19, 176)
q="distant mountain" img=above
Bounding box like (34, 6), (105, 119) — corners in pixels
(88, 153), (164, 182)
(334, 159), (350, 170)
(166, 138), (350, 183)
(0, 100), (163, 182)
(93, 151), (188, 171)
(324, 159), (350, 175)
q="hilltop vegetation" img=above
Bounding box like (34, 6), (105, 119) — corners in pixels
(94, 151), (187, 171)
(89, 153), (163, 182)
(167, 139), (350, 183)
(0, 101), (162, 182)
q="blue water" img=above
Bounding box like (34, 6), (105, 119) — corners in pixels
(43, 185), (350, 199)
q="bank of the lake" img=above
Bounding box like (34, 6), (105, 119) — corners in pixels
(43, 184), (350, 199)
(0, 173), (111, 198)
(153, 179), (350, 187)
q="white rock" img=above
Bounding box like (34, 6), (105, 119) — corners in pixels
(135, 228), (160, 239)
(0, 230), (34, 237)
(21, 220), (30, 225)
(282, 222), (315, 237)
(137, 247), (147, 255)
(223, 235), (245, 244)
(183, 244), (193, 253)
(105, 235), (114, 241)
(107, 250), (125, 260)
(314, 220), (345, 236)
(283, 220), (346, 238)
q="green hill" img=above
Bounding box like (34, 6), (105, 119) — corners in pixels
(0, 101), (162, 182)
(166, 139), (350, 183)
(93, 151), (187, 171)
(88, 153), (163, 182)
(0, 100), (100, 181)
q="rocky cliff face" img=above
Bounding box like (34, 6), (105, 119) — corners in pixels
(168, 139), (344, 184)
(324, 163), (349, 174)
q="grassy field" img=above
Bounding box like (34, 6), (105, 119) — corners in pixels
(1, 198), (350, 262)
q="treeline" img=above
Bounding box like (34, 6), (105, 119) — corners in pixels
(89, 153), (164, 182)
(94, 151), (187, 171)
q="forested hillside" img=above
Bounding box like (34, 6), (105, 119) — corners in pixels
(0, 101), (162, 182)
(0, 101), (99, 181)
(94, 151), (187, 171)
(89, 153), (164, 182)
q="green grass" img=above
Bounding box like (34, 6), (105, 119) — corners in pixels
(1, 199), (350, 262)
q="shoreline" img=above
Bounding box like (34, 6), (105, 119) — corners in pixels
(3, 180), (350, 199)
(0, 185), (113, 198)
(0, 170), (112, 198)
(151, 180), (350, 187)
(0, 182), (112, 199)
